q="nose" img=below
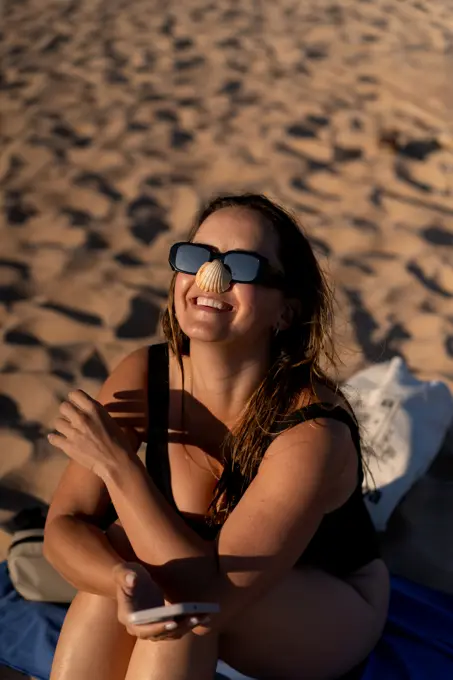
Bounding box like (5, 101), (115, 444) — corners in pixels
(195, 260), (232, 294)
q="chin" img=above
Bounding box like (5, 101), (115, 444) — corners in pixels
(175, 306), (268, 349)
(180, 321), (269, 353)
(179, 322), (233, 345)
(175, 305), (232, 343)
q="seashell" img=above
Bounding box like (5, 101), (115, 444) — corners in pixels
(195, 260), (232, 293)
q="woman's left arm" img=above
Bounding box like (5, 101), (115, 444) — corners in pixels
(110, 414), (357, 629)
(205, 416), (358, 630)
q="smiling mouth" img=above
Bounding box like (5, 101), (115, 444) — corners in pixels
(192, 296), (233, 312)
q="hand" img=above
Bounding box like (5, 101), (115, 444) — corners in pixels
(114, 563), (211, 641)
(48, 390), (135, 479)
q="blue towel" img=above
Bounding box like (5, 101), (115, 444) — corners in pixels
(1, 561), (453, 679)
(363, 575), (453, 680)
(0, 561), (68, 680)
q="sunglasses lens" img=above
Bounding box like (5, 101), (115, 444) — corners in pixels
(224, 253), (261, 282)
(175, 244), (210, 273)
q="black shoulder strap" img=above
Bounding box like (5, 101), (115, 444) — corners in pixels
(100, 343), (173, 530)
(145, 343), (176, 507)
(147, 342), (169, 436)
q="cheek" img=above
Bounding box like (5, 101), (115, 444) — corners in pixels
(235, 286), (281, 326)
(174, 274), (193, 314)
(176, 272), (195, 294)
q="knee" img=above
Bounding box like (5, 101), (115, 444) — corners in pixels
(66, 589), (127, 633)
(72, 588), (116, 614)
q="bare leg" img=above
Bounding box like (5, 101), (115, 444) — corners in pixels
(50, 591), (135, 680)
(50, 522), (137, 680)
(50, 522), (218, 680)
(219, 560), (389, 680)
(125, 634), (218, 680)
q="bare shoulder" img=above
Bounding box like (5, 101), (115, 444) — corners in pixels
(263, 400), (359, 511)
(264, 411), (355, 468)
(101, 345), (148, 386)
(97, 345), (149, 444)
(98, 346), (148, 395)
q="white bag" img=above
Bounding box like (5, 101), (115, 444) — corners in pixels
(343, 357), (453, 532)
(7, 528), (77, 603)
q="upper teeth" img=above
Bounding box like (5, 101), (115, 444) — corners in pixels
(196, 297), (229, 310)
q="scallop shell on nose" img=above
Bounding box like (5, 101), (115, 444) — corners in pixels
(195, 260), (232, 294)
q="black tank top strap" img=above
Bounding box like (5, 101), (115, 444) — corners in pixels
(100, 343), (174, 529)
(145, 343), (176, 508)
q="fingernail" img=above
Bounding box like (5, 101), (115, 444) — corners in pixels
(165, 622), (178, 630)
(125, 572), (136, 587)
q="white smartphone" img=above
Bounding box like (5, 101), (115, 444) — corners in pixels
(127, 602), (220, 626)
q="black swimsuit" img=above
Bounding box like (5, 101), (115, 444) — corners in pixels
(145, 343), (380, 577)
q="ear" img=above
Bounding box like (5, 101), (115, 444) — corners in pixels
(277, 299), (300, 331)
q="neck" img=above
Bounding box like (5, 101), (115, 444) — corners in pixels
(187, 339), (271, 427)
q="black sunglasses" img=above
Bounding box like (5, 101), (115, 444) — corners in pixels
(169, 242), (285, 288)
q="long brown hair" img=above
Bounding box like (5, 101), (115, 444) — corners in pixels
(162, 194), (343, 523)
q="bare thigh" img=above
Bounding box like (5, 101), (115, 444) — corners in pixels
(125, 634), (218, 680)
(220, 560), (389, 680)
(50, 522), (219, 680)
(50, 591), (135, 680)
(50, 522), (137, 680)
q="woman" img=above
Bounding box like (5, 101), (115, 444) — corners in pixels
(44, 194), (389, 680)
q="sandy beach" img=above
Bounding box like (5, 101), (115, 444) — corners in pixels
(1, 4), (453, 676)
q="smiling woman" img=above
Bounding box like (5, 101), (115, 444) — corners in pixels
(169, 203), (289, 354)
(44, 194), (388, 680)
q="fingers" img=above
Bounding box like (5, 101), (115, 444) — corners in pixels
(68, 389), (98, 412)
(113, 563), (138, 596)
(57, 390), (100, 431)
(126, 615), (211, 641)
(115, 561), (165, 634)
(113, 563), (211, 643)
(49, 390), (100, 430)
(189, 614), (213, 637)
(47, 432), (69, 453)
(48, 391), (99, 458)
(122, 563), (164, 611)
(53, 416), (73, 438)
(113, 562), (154, 597)
(59, 400), (86, 425)
(127, 620), (179, 640)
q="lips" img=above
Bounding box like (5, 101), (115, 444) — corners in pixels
(192, 296), (233, 312)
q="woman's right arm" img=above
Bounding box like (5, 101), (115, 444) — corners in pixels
(43, 464), (127, 598)
(43, 347), (149, 599)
